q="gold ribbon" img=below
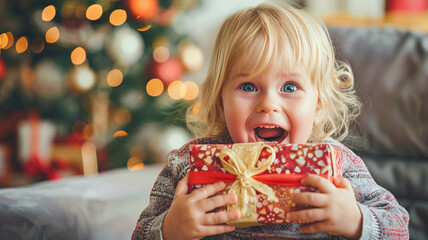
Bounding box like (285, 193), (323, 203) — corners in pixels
(219, 142), (277, 227)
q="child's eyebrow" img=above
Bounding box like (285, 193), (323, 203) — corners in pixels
(237, 73), (250, 77)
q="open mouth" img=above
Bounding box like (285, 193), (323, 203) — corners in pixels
(254, 125), (287, 143)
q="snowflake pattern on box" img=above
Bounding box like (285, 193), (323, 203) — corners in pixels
(189, 143), (343, 225)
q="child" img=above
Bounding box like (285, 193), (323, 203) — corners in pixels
(132, 3), (409, 239)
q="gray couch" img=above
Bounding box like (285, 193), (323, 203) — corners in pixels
(329, 26), (428, 239)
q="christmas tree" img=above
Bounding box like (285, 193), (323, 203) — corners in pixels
(0, 0), (204, 184)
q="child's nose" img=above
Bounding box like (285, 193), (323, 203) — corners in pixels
(256, 92), (280, 113)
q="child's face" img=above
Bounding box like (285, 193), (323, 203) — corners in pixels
(221, 63), (319, 144)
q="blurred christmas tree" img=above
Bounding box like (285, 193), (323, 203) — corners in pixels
(0, 0), (204, 182)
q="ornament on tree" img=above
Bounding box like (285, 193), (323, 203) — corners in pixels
(33, 59), (66, 99)
(127, 0), (159, 20)
(67, 65), (96, 93)
(146, 57), (184, 87)
(0, 57), (6, 82)
(107, 26), (144, 66)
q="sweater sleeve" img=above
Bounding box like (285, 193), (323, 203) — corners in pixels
(338, 144), (410, 239)
(132, 147), (189, 240)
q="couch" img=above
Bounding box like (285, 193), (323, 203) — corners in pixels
(0, 26), (427, 239)
(0, 165), (163, 239)
(329, 26), (428, 239)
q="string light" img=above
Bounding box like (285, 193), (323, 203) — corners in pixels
(107, 69), (123, 87)
(86, 4), (103, 21)
(45, 26), (60, 43)
(109, 9), (127, 26)
(71, 47), (86, 65)
(192, 102), (201, 115)
(113, 130), (128, 138)
(146, 78), (164, 97)
(153, 46), (169, 62)
(0, 33), (7, 49)
(114, 108), (132, 126)
(127, 156), (145, 171)
(16, 37), (28, 53)
(30, 37), (45, 53)
(137, 25), (151, 32)
(0, 32), (14, 50)
(42, 5), (56, 21)
(71, 66), (96, 92)
(183, 81), (199, 100)
(168, 80), (186, 100)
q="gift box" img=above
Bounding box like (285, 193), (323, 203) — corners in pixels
(188, 142), (343, 227)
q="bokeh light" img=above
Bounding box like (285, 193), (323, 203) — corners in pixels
(83, 123), (99, 140)
(42, 5), (56, 22)
(113, 130), (128, 138)
(30, 37), (45, 53)
(74, 67), (95, 91)
(183, 81), (199, 100)
(86, 4), (103, 21)
(192, 102), (201, 115)
(127, 156), (145, 171)
(137, 25), (151, 32)
(146, 78), (164, 97)
(21, 66), (35, 86)
(179, 42), (204, 71)
(153, 46), (169, 63)
(130, 145), (147, 160)
(46, 26), (60, 43)
(109, 9), (127, 26)
(72, 121), (88, 140)
(0, 32), (14, 50)
(128, 0), (158, 20)
(168, 80), (186, 100)
(16, 37), (28, 53)
(107, 69), (123, 87)
(71, 47), (86, 65)
(0, 33), (7, 49)
(114, 108), (132, 126)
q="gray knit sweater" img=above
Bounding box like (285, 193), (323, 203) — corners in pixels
(132, 137), (409, 239)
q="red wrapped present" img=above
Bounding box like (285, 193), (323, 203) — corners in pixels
(188, 142), (343, 227)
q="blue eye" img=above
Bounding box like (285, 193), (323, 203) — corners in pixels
(240, 83), (257, 92)
(282, 83), (298, 93)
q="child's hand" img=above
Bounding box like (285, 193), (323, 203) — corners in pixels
(285, 175), (362, 239)
(162, 174), (241, 240)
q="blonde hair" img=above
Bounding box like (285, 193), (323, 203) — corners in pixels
(187, 2), (361, 142)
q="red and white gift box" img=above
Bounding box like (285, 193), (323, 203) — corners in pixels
(188, 142), (343, 227)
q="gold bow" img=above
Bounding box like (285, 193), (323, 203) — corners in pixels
(220, 142), (277, 227)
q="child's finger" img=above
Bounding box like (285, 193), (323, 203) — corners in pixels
(333, 177), (353, 190)
(191, 181), (226, 200)
(292, 192), (329, 207)
(286, 208), (326, 223)
(174, 173), (189, 198)
(199, 192), (238, 212)
(299, 221), (327, 234)
(202, 209), (241, 225)
(200, 224), (236, 237)
(301, 174), (335, 193)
